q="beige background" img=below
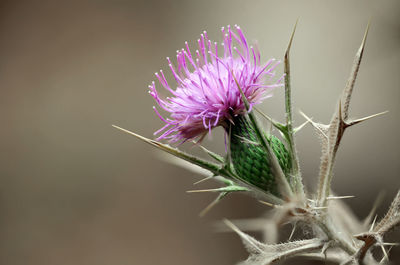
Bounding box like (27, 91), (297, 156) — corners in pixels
(0, 0), (399, 264)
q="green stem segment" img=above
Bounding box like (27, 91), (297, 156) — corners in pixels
(229, 115), (292, 197)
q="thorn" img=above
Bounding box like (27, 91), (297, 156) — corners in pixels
(187, 185), (249, 193)
(346, 111), (389, 127)
(314, 206), (329, 210)
(199, 192), (227, 217)
(380, 244), (389, 261)
(196, 144), (225, 163)
(193, 175), (214, 185)
(113, 125), (224, 177)
(258, 200), (280, 208)
(362, 20), (371, 50)
(288, 222), (297, 241)
(381, 242), (400, 246)
(294, 119), (310, 134)
(112, 124), (166, 148)
(341, 21), (370, 120)
(364, 191), (385, 228)
(370, 215), (378, 232)
(112, 125), (145, 139)
(285, 19), (298, 58)
(299, 111), (328, 139)
(223, 219), (237, 231)
(255, 107), (285, 129)
(380, 245), (393, 263)
(327, 195), (355, 200)
(186, 188), (221, 193)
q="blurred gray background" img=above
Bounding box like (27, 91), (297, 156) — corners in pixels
(0, 0), (399, 264)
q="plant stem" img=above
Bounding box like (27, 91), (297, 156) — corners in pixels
(284, 20), (305, 198)
(316, 215), (357, 255)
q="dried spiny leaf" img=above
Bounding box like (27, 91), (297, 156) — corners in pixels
(341, 21), (370, 120)
(224, 219), (264, 254)
(316, 23), (371, 207)
(226, 214), (327, 265)
(238, 238), (326, 265)
(373, 190), (400, 235)
(352, 192), (400, 264)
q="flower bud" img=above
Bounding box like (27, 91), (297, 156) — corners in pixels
(229, 115), (291, 196)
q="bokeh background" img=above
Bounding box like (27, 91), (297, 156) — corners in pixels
(0, 0), (399, 264)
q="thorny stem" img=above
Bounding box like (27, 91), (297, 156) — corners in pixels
(316, 214), (357, 255)
(284, 20), (305, 199)
(317, 22), (370, 208)
(355, 190), (400, 262)
(268, 240), (327, 263)
(282, 22), (386, 263)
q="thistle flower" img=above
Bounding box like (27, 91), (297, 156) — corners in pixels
(149, 25), (283, 143)
(117, 23), (400, 264)
(149, 25), (291, 195)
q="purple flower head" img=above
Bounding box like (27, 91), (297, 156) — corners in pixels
(149, 25), (283, 143)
